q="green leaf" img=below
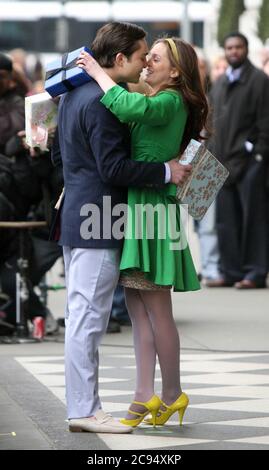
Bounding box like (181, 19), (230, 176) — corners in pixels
(217, 0), (245, 47)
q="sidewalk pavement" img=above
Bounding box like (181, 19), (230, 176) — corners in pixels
(1, 280), (269, 451)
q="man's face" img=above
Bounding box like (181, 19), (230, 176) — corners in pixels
(0, 70), (12, 97)
(120, 39), (149, 83)
(224, 37), (248, 69)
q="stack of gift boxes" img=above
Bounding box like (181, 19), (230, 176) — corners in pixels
(25, 46), (92, 149)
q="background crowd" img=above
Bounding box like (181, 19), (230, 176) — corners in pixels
(0, 36), (269, 339)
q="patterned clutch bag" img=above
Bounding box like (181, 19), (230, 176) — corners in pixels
(176, 139), (229, 220)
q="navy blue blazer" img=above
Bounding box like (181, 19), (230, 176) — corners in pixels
(54, 81), (166, 248)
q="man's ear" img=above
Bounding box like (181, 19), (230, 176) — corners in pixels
(170, 68), (179, 78)
(115, 52), (128, 67)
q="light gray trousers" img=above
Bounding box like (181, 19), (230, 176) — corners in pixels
(63, 247), (120, 419)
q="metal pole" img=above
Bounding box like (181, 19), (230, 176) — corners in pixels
(109, 0), (114, 21)
(56, 0), (69, 52)
(16, 272), (20, 325)
(181, 0), (192, 43)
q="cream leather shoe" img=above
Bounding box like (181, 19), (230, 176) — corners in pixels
(69, 410), (133, 434)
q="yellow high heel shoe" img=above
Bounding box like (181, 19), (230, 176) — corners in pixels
(120, 395), (161, 428)
(144, 392), (189, 426)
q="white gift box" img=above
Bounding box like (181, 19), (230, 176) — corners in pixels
(176, 139), (229, 220)
(25, 91), (58, 150)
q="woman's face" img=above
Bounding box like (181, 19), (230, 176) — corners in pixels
(144, 42), (178, 90)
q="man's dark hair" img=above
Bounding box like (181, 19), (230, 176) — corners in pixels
(91, 22), (146, 67)
(223, 32), (248, 49)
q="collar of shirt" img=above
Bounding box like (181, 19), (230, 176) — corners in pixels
(226, 66), (243, 83)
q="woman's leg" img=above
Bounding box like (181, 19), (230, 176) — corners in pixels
(140, 290), (182, 405)
(124, 287), (156, 418)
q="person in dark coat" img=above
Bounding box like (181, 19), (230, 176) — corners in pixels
(208, 32), (269, 289)
(0, 53), (25, 154)
(0, 53), (62, 336)
(54, 22), (191, 434)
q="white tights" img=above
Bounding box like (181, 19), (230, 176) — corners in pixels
(124, 288), (182, 416)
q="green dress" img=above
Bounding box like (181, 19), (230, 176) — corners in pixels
(101, 85), (200, 292)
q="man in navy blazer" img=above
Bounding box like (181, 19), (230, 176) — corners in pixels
(55, 22), (191, 434)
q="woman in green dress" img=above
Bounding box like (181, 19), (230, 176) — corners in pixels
(77, 38), (209, 427)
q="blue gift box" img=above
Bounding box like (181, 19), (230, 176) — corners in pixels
(45, 46), (92, 97)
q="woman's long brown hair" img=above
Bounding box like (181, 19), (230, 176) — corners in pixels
(152, 38), (210, 153)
